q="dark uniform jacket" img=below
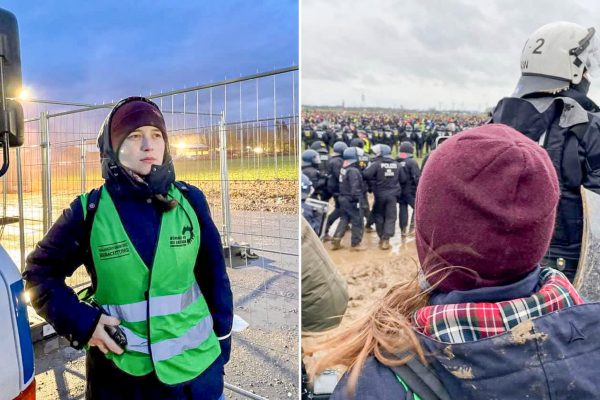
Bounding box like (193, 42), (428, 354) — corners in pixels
(338, 164), (363, 202)
(363, 156), (406, 197)
(302, 165), (324, 194)
(397, 154), (420, 199)
(327, 155), (344, 196)
(491, 88), (600, 261)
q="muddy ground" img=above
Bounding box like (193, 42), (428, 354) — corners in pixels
(201, 179), (298, 215)
(326, 231), (419, 325)
(302, 224), (420, 379)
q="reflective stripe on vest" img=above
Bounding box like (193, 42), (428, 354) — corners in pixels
(81, 185), (221, 384)
(119, 314), (213, 361)
(105, 282), (202, 322)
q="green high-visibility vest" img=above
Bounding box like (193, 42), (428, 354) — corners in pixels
(80, 185), (221, 385)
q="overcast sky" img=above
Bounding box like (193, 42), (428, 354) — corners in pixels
(1, 1), (298, 104)
(301, 0), (600, 111)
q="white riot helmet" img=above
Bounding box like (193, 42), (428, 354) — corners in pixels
(371, 144), (382, 158)
(514, 21), (600, 97)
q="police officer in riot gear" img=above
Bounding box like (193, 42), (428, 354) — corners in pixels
(301, 174), (322, 234)
(357, 147), (371, 231)
(332, 147), (366, 251)
(343, 126), (356, 146)
(397, 141), (421, 238)
(330, 127), (345, 149)
(382, 128), (395, 152)
(411, 127), (424, 158)
(491, 21), (600, 281)
(302, 124), (316, 150)
(313, 129), (331, 152)
(363, 144), (406, 250)
(350, 137), (364, 149)
(372, 128), (384, 146)
(323, 141), (347, 240)
(301, 149), (323, 199)
(310, 140), (331, 201)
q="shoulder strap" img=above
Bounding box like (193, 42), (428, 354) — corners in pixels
(79, 187), (102, 296)
(174, 180), (206, 217)
(567, 121), (600, 173)
(389, 358), (451, 400)
(82, 187), (102, 232)
(174, 180), (193, 202)
(570, 123), (587, 142)
(562, 123), (587, 189)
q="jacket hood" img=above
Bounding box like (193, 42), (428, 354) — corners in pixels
(97, 97), (175, 199)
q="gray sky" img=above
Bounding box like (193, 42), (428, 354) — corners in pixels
(301, 0), (600, 111)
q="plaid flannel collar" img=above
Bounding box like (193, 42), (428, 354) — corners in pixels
(412, 268), (584, 343)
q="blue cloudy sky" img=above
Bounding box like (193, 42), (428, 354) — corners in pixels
(1, 1), (298, 104)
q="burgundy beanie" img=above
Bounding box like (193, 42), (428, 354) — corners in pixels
(109, 100), (167, 152)
(415, 124), (559, 292)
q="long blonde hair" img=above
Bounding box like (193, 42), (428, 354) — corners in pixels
(305, 247), (474, 393)
(304, 274), (429, 392)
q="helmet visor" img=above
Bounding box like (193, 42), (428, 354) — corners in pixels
(580, 28), (600, 79)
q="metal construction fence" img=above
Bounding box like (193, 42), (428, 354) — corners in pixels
(2, 67), (299, 399)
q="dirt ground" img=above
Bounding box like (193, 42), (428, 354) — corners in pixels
(201, 179), (298, 214)
(326, 229), (420, 325)
(302, 225), (421, 381)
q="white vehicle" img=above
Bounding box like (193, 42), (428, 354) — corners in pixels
(0, 248), (35, 400)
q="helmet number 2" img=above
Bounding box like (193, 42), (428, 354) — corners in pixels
(533, 38), (545, 54)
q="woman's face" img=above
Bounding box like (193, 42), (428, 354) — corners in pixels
(117, 125), (165, 176)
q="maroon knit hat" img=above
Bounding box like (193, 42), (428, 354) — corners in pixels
(109, 100), (167, 152)
(415, 124), (559, 292)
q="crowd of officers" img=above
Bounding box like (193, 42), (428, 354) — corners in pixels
(301, 112), (487, 250)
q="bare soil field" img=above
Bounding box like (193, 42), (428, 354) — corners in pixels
(326, 230), (419, 325)
(302, 229), (420, 380)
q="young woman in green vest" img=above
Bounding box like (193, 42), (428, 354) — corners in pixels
(24, 97), (233, 399)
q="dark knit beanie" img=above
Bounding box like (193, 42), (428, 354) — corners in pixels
(415, 124), (559, 292)
(110, 100), (167, 152)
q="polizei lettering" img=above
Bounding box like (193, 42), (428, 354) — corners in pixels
(380, 163), (397, 169)
(98, 241), (130, 260)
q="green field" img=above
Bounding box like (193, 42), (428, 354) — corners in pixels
(174, 155), (297, 182)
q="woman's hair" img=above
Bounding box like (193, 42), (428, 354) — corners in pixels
(304, 246), (476, 394)
(304, 274), (429, 392)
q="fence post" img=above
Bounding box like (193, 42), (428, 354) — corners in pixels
(2, 165), (5, 219)
(80, 137), (86, 193)
(16, 147), (25, 272)
(273, 74), (278, 172)
(40, 111), (52, 232)
(219, 111), (231, 250)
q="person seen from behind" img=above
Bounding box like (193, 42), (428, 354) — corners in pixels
(491, 21), (600, 281)
(307, 124), (599, 399)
